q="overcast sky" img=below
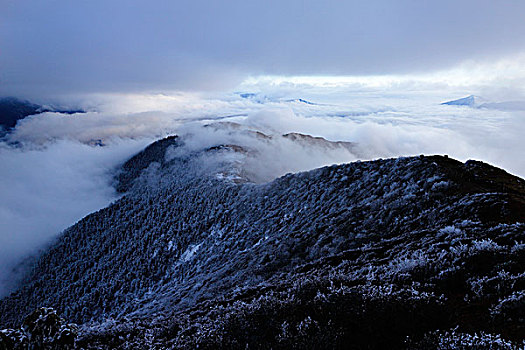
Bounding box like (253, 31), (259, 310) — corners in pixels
(2, 0), (525, 97)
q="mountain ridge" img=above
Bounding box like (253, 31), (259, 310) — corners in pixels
(1, 136), (525, 348)
(0, 97), (85, 137)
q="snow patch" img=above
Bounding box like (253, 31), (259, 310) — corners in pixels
(180, 243), (202, 262)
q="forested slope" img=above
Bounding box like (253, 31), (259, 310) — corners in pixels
(1, 132), (525, 349)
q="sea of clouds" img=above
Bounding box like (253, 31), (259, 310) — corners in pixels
(1, 71), (525, 295)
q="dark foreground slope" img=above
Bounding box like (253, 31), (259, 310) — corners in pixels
(1, 140), (525, 348)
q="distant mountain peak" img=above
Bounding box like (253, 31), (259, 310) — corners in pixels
(114, 123), (361, 191)
(441, 95), (525, 111)
(236, 92), (319, 106)
(282, 98), (318, 105)
(441, 95), (484, 107)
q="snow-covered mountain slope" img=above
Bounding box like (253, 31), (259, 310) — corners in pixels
(1, 132), (525, 348)
(116, 123), (360, 189)
(282, 132), (355, 152)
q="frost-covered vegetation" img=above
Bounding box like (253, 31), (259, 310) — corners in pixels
(1, 129), (525, 349)
(0, 307), (77, 349)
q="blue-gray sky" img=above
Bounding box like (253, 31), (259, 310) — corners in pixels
(2, 0), (525, 97)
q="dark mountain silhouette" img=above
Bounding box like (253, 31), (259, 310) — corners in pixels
(0, 97), (85, 135)
(0, 97), (42, 131)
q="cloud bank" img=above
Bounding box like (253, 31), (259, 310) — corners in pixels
(2, 73), (525, 296)
(0, 139), (150, 296)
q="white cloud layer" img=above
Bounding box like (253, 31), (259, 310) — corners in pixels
(1, 71), (525, 295)
(0, 139), (150, 296)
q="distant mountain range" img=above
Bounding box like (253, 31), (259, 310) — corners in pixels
(0, 97), (85, 135)
(238, 92), (319, 105)
(1, 125), (525, 348)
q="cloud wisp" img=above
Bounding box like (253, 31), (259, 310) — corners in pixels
(0, 138), (150, 296)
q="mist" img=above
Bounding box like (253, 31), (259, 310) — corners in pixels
(0, 138), (150, 296)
